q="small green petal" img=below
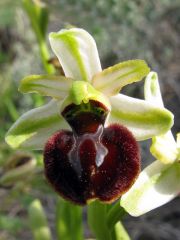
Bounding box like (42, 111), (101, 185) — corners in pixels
(61, 81), (111, 111)
(49, 28), (102, 81)
(109, 94), (174, 141)
(5, 100), (70, 150)
(92, 60), (150, 96)
(121, 160), (180, 216)
(144, 72), (177, 163)
(150, 132), (178, 164)
(19, 74), (72, 99)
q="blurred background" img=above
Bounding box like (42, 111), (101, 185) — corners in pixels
(0, 0), (180, 239)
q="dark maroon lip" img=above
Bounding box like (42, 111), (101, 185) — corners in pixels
(44, 100), (140, 205)
(61, 100), (109, 135)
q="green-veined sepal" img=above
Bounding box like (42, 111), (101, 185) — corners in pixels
(5, 100), (70, 150)
(144, 72), (177, 163)
(49, 28), (102, 81)
(144, 71), (164, 106)
(176, 133), (180, 160)
(150, 132), (178, 164)
(108, 94), (174, 141)
(19, 75), (72, 99)
(92, 60), (150, 96)
(121, 160), (180, 216)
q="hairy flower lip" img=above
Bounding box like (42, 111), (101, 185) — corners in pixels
(44, 100), (140, 205)
(44, 122), (140, 205)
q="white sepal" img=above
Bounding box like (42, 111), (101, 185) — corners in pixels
(121, 160), (180, 216)
(108, 94), (174, 141)
(5, 100), (70, 150)
(49, 28), (102, 81)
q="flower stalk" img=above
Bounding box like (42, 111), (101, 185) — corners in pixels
(88, 201), (112, 240)
(56, 198), (83, 240)
(23, 0), (54, 74)
(112, 222), (130, 240)
(107, 202), (126, 230)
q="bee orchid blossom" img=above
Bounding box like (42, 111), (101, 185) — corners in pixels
(6, 28), (173, 205)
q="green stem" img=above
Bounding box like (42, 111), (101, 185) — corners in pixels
(88, 200), (112, 240)
(107, 201), (126, 230)
(56, 198), (83, 240)
(32, 94), (45, 107)
(22, 0), (55, 75)
(107, 202), (131, 240)
(4, 98), (19, 121)
(38, 38), (55, 74)
(112, 222), (131, 240)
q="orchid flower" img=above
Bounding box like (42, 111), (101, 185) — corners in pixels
(121, 72), (180, 216)
(5, 28), (173, 205)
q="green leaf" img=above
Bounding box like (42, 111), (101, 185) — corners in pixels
(108, 94), (174, 141)
(19, 74), (72, 99)
(28, 199), (52, 240)
(5, 100), (70, 150)
(92, 60), (150, 96)
(121, 160), (180, 216)
(144, 72), (177, 163)
(56, 198), (83, 240)
(49, 28), (102, 81)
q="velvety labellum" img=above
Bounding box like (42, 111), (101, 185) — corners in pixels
(44, 100), (140, 205)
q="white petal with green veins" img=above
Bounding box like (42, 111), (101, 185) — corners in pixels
(150, 132), (178, 164)
(144, 72), (177, 163)
(177, 133), (180, 148)
(49, 28), (102, 81)
(121, 160), (180, 216)
(92, 60), (150, 96)
(144, 71), (164, 106)
(19, 75), (72, 99)
(177, 133), (180, 160)
(108, 94), (174, 141)
(5, 100), (70, 150)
